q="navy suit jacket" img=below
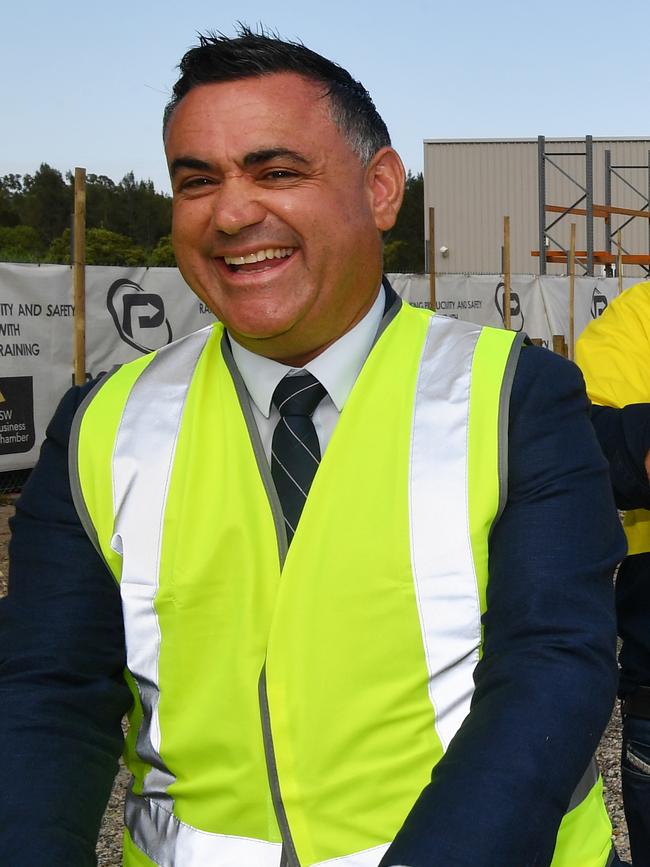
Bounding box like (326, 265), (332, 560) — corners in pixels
(588, 403), (650, 696)
(0, 319), (624, 866)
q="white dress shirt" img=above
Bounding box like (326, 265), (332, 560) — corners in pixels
(229, 286), (386, 464)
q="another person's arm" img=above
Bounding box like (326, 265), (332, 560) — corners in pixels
(575, 282), (650, 510)
(382, 347), (624, 866)
(589, 403), (650, 510)
(0, 385), (132, 866)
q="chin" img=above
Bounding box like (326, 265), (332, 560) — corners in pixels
(228, 305), (304, 339)
(224, 313), (289, 340)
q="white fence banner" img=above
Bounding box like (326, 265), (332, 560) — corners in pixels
(0, 264), (643, 472)
(390, 273), (640, 348)
(391, 274), (550, 338)
(0, 264), (215, 472)
(84, 266), (216, 375)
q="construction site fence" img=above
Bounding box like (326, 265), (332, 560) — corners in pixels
(0, 264), (640, 486)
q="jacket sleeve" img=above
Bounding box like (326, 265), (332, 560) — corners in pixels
(0, 383), (132, 866)
(381, 346), (625, 866)
(573, 283), (650, 511)
(589, 403), (650, 511)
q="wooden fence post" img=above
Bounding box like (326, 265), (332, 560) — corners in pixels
(73, 167), (86, 385)
(503, 215), (511, 329)
(428, 207), (436, 311)
(552, 335), (568, 357)
(568, 222), (575, 360)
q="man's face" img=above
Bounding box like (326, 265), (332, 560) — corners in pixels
(165, 72), (403, 364)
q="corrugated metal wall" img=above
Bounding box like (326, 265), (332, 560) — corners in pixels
(423, 138), (650, 276)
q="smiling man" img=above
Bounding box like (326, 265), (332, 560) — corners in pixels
(165, 70), (400, 365)
(0, 27), (628, 867)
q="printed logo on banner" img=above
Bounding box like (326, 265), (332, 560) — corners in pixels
(590, 286), (608, 319)
(494, 282), (525, 332)
(107, 279), (173, 354)
(0, 376), (35, 455)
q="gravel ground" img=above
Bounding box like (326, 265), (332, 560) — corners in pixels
(0, 499), (632, 864)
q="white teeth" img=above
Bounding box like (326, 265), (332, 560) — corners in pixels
(223, 248), (293, 266)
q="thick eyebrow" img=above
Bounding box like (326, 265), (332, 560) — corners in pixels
(169, 149), (310, 179)
(169, 156), (214, 178)
(243, 148), (310, 168)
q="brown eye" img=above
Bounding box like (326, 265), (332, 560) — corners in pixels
(183, 177), (212, 188)
(262, 170), (299, 180)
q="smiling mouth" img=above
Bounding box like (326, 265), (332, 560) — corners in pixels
(222, 247), (295, 273)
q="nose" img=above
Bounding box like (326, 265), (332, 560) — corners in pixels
(211, 176), (266, 236)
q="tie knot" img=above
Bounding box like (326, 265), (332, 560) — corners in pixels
(272, 373), (327, 418)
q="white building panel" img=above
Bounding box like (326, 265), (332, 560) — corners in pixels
(424, 138), (650, 277)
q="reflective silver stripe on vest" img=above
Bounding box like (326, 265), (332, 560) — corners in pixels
(112, 327), (212, 809)
(126, 790), (282, 867)
(306, 764), (601, 866)
(311, 842), (390, 866)
(409, 315), (486, 751)
(567, 757), (599, 812)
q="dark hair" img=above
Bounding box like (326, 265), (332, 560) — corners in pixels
(163, 25), (391, 166)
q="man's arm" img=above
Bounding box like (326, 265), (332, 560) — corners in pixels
(590, 403), (650, 510)
(382, 347), (624, 866)
(0, 384), (132, 866)
(574, 281), (650, 510)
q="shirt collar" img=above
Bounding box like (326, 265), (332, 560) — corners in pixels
(229, 285), (386, 418)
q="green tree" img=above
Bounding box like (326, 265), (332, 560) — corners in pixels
(18, 164), (72, 244)
(383, 171), (424, 273)
(0, 197), (20, 228)
(1, 174), (23, 195)
(0, 166), (172, 259)
(85, 173), (118, 230)
(113, 172), (172, 249)
(0, 225), (46, 262)
(46, 227), (146, 266)
(149, 234), (176, 267)
(86, 228), (146, 265)
(45, 229), (72, 263)
(0, 174), (22, 227)
(383, 239), (409, 272)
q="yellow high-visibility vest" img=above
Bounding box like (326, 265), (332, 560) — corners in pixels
(72, 302), (612, 866)
(576, 279), (650, 555)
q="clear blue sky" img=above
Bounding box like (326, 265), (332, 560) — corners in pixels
(3, 0), (649, 194)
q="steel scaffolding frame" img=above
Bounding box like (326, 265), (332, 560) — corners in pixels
(604, 149), (650, 277)
(537, 135), (594, 275)
(536, 136), (650, 275)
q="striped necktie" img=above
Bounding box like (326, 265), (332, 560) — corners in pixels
(271, 373), (327, 544)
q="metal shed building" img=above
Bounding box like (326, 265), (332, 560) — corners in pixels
(423, 137), (650, 277)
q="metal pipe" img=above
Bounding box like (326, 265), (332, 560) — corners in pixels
(586, 135), (594, 276)
(538, 136), (546, 275)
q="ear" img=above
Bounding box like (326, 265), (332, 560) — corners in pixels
(366, 147), (406, 232)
